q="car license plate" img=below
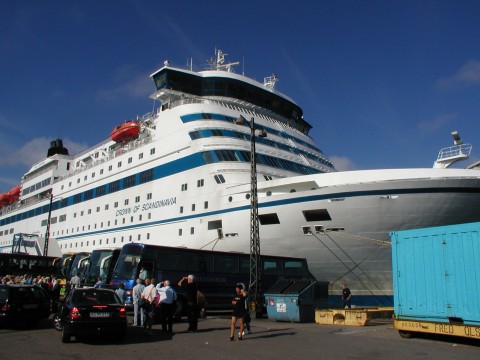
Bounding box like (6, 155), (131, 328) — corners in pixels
(23, 304), (38, 309)
(90, 312), (110, 318)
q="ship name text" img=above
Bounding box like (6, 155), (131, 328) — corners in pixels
(115, 197), (177, 217)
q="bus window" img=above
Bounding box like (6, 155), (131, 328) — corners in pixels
(263, 259), (282, 275)
(158, 253), (186, 271)
(240, 258), (250, 274)
(187, 253), (213, 273)
(284, 260), (305, 276)
(215, 254), (238, 274)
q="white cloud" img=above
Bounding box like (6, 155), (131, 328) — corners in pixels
(0, 137), (89, 192)
(0, 137), (88, 168)
(329, 156), (357, 171)
(96, 69), (153, 103)
(437, 60), (480, 89)
(418, 113), (457, 133)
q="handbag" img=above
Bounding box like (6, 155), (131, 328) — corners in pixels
(139, 286), (155, 310)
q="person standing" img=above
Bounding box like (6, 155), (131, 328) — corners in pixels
(132, 278), (145, 327)
(93, 278), (104, 288)
(141, 278), (157, 335)
(156, 280), (177, 333)
(70, 272), (81, 290)
(230, 283), (247, 341)
(50, 275), (58, 289)
(51, 279), (62, 313)
(239, 283), (252, 335)
(342, 283), (352, 309)
(115, 282), (126, 305)
(178, 275), (198, 332)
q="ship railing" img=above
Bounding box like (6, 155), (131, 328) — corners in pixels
(0, 192), (48, 215)
(433, 143), (472, 168)
(56, 136), (153, 183)
(436, 143), (472, 160)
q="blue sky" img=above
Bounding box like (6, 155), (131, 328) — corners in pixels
(1, 1), (480, 193)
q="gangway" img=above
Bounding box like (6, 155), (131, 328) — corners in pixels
(11, 233), (42, 255)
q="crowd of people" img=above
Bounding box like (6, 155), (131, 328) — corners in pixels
(2, 272), (257, 340)
(132, 276), (182, 336)
(132, 275), (253, 340)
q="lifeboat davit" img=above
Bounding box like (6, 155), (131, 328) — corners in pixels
(110, 121), (140, 143)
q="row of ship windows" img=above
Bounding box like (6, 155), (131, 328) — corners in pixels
(1, 172), (221, 228)
(203, 150), (321, 175)
(0, 208), (333, 248)
(189, 128), (333, 168)
(44, 199), (212, 238)
(23, 148), (158, 197)
(58, 225), (202, 251)
(59, 233), (149, 250)
(63, 148), (157, 190)
(180, 113), (321, 155)
(57, 208), (334, 250)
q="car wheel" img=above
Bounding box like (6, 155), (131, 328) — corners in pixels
(53, 314), (63, 331)
(61, 327), (71, 343)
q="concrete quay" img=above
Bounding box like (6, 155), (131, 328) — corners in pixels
(0, 314), (478, 359)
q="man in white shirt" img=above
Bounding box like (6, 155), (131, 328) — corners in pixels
(141, 278), (157, 335)
(132, 278), (145, 326)
(156, 280), (177, 333)
(69, 272), (81, 291)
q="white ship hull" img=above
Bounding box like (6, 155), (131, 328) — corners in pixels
(2, 52), (480, 306)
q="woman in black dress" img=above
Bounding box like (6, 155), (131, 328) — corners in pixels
(230, 283), (247, 341)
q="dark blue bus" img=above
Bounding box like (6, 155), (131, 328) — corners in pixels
(110, 243), (316, 314)
(82, 248), (121, 287)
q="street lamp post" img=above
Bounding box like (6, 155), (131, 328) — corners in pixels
(236, 115), (266, 316)
(43, 192), (54, 256)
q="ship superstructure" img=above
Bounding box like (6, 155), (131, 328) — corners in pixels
(2, 50), (480, 305)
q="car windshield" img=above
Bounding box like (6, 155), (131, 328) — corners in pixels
(71, 289), (119, 306)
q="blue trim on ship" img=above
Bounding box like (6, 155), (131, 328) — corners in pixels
(49, 185), (480, 243)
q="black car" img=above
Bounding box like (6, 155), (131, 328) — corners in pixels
(0, 284), (51, 326)
(54, 287), (127, 343)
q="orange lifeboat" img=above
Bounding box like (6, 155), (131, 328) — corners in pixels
(110, 121), (141, 143)
(5, 185), (21, 205)
(0, 185), (21, 206)
(0, 192), (6, 206)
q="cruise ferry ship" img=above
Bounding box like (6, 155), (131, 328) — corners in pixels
(1, 50), (480, 305)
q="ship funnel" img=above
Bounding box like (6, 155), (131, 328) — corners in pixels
(47, 139), (69, 157)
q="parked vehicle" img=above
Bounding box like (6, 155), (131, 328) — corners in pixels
(110, 242), (317, 316)
(82, 248), (121, 287)
(391, 222), (480, 340)
(0, 253), (61, 277)
(0, 284), (51, 326)
(53, 287), (127, 343)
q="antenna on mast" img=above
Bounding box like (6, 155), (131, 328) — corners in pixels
(264, 73), (279, 92)
(207, 49), (239, 72)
